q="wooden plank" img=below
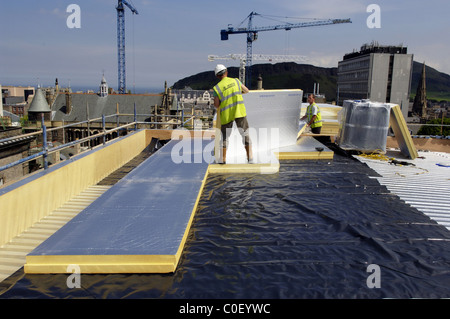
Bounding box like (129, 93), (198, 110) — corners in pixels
(208, 162), (280, 174)
(300, 133), (335, 137)
(277, 137), (334, 160)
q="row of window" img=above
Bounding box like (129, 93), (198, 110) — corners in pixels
(338, 92), (368, 101)
(338, 82), (368, 91)
(338, 71), (369, 81)
(5, 106), (25, 116)
(338, 59), (370, 72)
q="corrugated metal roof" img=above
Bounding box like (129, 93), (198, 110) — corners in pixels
(356, 151), (450, 230)
(51, 93), (164, 123)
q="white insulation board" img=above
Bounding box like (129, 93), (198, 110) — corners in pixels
(223, 89), (303, 164)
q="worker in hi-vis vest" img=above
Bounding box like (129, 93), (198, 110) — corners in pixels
(213, 64), (253, 164)
(301, 93), (323, 134)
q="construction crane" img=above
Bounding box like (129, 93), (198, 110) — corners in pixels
(220, 12), (351, 87)
(116, 0), (138, 94)
(208, 54), (307, 85)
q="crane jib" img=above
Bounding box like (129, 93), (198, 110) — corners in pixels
(219, 12), (351, 87)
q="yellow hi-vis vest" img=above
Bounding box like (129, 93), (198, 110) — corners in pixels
(306, 102), (323, 128)
(213, 77), (246, 125)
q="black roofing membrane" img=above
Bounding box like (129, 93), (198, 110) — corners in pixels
(1, 153), (450, 299)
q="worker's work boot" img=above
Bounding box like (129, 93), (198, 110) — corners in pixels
(221, 147), (227, 164)
(245, 145), (253, 164)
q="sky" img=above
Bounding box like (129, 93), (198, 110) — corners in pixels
(1, 0), (449, 92)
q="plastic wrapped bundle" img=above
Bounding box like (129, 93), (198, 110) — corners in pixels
(337, 100), (391, 153)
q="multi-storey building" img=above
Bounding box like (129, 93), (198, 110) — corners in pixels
(337, 43), (413, 119)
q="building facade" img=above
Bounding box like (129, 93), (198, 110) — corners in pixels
(337, 43), (413, 119)
(0, 84), (3, 117)
(0, 127), (35, 186)
(1, 85), (35, 118)
(172, 87), (215, 126)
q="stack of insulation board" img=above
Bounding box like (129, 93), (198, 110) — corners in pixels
(301, 103), (342, 135)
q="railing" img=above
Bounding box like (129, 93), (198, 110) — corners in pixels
(406, 123), (450, 138)
(0, 109), (201, 176)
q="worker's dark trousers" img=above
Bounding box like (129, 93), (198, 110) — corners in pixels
(311, 126), (329, 144)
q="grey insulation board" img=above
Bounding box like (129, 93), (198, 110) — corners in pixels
(27, 139), (210, 257)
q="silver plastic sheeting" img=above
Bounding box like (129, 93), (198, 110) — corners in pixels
(337, 100), (391, 153)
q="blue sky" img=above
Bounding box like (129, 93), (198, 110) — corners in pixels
(1, 0), (449, 92)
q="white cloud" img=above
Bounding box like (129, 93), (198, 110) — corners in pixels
(38, 7), (67, 19)
(305, 51), (342, 68)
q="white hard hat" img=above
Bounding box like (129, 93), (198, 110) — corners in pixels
(214, 64), (227, 76)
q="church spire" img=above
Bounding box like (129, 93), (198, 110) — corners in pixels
(412, 62), (427, 121)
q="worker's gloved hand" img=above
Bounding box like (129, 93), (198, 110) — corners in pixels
(299, 120), (307, 129)
(299, 120), (310, 133)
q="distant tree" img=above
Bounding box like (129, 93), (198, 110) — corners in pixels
(417, 117), (450, 136)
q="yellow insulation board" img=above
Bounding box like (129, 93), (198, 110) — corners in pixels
(389, 104), (419, 159)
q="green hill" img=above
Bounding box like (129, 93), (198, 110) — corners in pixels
(173, 61), (450, 102)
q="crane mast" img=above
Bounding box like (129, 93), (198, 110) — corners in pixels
(116, 0), (138, 94)
(220, 12), (351, 87)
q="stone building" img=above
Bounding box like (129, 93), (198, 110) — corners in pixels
(49, 76), (174, 146)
